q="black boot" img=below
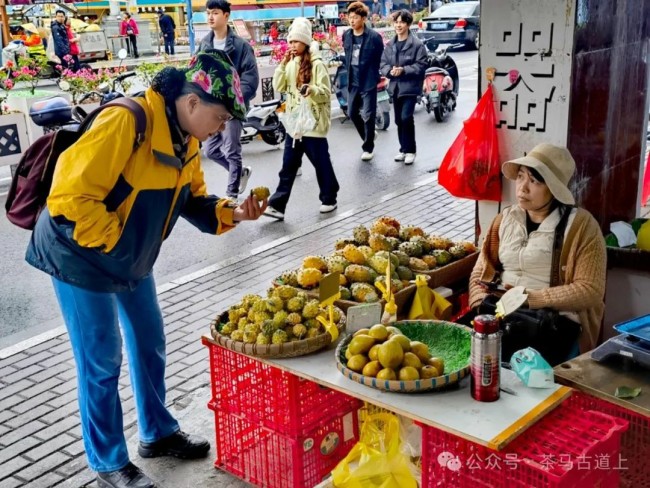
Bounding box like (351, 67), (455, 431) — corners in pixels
(97, 462), (157, 488)
(138, 430), (210, 460)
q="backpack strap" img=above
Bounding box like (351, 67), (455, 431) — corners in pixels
(78, 97), (147, 149)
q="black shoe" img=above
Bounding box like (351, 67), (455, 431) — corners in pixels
(138, 430), (210, 460)
(97, 462), (157, 488)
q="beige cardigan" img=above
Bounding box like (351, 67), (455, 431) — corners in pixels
(469, 207), (607, 353)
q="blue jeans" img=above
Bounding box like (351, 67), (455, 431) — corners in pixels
(51, 275), (179, 472)
(205, 119), (244, 198)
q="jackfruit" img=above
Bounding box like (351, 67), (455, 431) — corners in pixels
(345, 264), (378, 284)
(353, 225), (370, 245)
(342, 244), (367, 265)
(303, 255), (328, 272)
(350, 282), (380, 303)
(297, 268), (322, 289)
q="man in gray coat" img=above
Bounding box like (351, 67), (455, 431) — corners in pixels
(199, 0), (259, 199)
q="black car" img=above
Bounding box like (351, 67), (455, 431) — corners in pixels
(417, 1), (480, 51)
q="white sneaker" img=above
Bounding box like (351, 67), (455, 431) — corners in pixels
(296, 167), (303, 176)
(404, 153), (416, 165)
(361, 152), (374, 161)
(320, 204), (337, 214)
(238, 166), (252, 194)
(263, 207), (285, 220)
(394, 153), (406, 162)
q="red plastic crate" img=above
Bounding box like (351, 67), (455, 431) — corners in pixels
(421, 402), (628, 488)
(566, 391), (650, 488)
(203, 337), (361, 436)
(209, 400), (360, 488)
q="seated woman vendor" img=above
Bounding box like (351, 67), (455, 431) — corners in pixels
(468, 143), (606, 366)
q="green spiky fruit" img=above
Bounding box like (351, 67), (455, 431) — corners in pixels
(353, 225), (370, 245)
(261, 319), (276, 336)
(449, 245), (468, 260)
(422, 255), (438, 269)
(253, 311), (272, 324)
(410, 235), (431, 253)
(392, 251), (410, 266)
(220, 322), (235, 336)
(305, 318), (321, 329)
(399, 225), (425, 241)
(386, 237), (400, 250)
(265, 297), (284, 314)
(427, 235), (454, 251)
(409, 257), (429, 272)
(342, 244), (367, 265)
(272, 310), (289, 328)
(302, 300), (321, 319)
(286, 312), (302, 325)
(237, 317), (248, 331)
(303, 255), (328, 272)
(244, 323), (261, 336)
(227, 307), (244, 324)
(350, 282), (380, 303)
(252, 300), (268, 313)
(293, 324), (308, 339)
(396, 266), (414, 281)
(230, 330), (244, 342)
(297, 268), (322, 289)
(368, 233), (393, 252)
(399, 241), (423, 258)
(307, 327), (322, 338)
(287, 296), (306, 312)
(326, 255), (350, 274)
(243, 331), (257, 344)
(275, 285), (298, 300)
(279, 270), (299, 287)
(335, 238), (356, 250)
(272, 330), (289, 344)
(256, 333), (271, 345)
(432, 249), (453, 266)
(358, 246), (375, 261)
(337, 287), (350, 300)
(345, 264), (378, 284)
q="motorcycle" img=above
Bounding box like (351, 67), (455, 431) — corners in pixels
(332, 53), (391, 131)
(240, 98), (286, 146)
(422, 45), (459, 122)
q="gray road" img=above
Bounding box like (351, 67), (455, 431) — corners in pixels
(0, 49), (478, 347)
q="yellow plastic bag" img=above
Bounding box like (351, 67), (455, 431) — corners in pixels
(331, 413), (418, 488)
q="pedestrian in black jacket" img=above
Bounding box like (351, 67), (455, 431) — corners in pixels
(380, 10), (428, 165)
(158, 10), (176, 55)
(198, 0), (260, 200)
(51, 10), (71, 68)
(343, 2), (384, 161)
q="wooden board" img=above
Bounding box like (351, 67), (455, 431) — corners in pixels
(554, 352), (650, 417)
(203, 336), (571, 450)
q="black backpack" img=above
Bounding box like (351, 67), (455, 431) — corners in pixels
(5, 98), (147, 230)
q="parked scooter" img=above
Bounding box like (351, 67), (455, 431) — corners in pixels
(332, 53), (391, 130)
(241, 99), (286, 146)
(422, 45), (459, 122)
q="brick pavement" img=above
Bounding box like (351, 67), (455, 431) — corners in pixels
(0, 177), (474, 487)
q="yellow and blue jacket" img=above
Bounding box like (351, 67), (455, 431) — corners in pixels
(26, 88), (235, 292)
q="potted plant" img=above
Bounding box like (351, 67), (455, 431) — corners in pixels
(0, 61), (30, 169)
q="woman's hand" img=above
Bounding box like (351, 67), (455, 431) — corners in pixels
(233, 194), (268, 222)
(300, 84), (312, 97)
(282, 49), (294, 65)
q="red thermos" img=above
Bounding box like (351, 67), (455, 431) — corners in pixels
(470, 314), (501, 402)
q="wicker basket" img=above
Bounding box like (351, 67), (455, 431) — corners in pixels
(418, 252), (479, 288)
(272, 279), (416, 314)
(211, 309), (346, 359)
(335, 320), (471, 393)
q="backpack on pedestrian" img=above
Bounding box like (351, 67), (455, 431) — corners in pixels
(4, 98), (147, 230)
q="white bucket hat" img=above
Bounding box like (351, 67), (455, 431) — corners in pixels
(287, 17), (313, 47)
(502, 143), (576, 205)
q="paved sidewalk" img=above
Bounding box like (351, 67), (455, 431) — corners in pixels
(0, 176), (474, 488)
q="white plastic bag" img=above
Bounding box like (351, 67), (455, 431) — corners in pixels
(281, 97), (316, 142)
